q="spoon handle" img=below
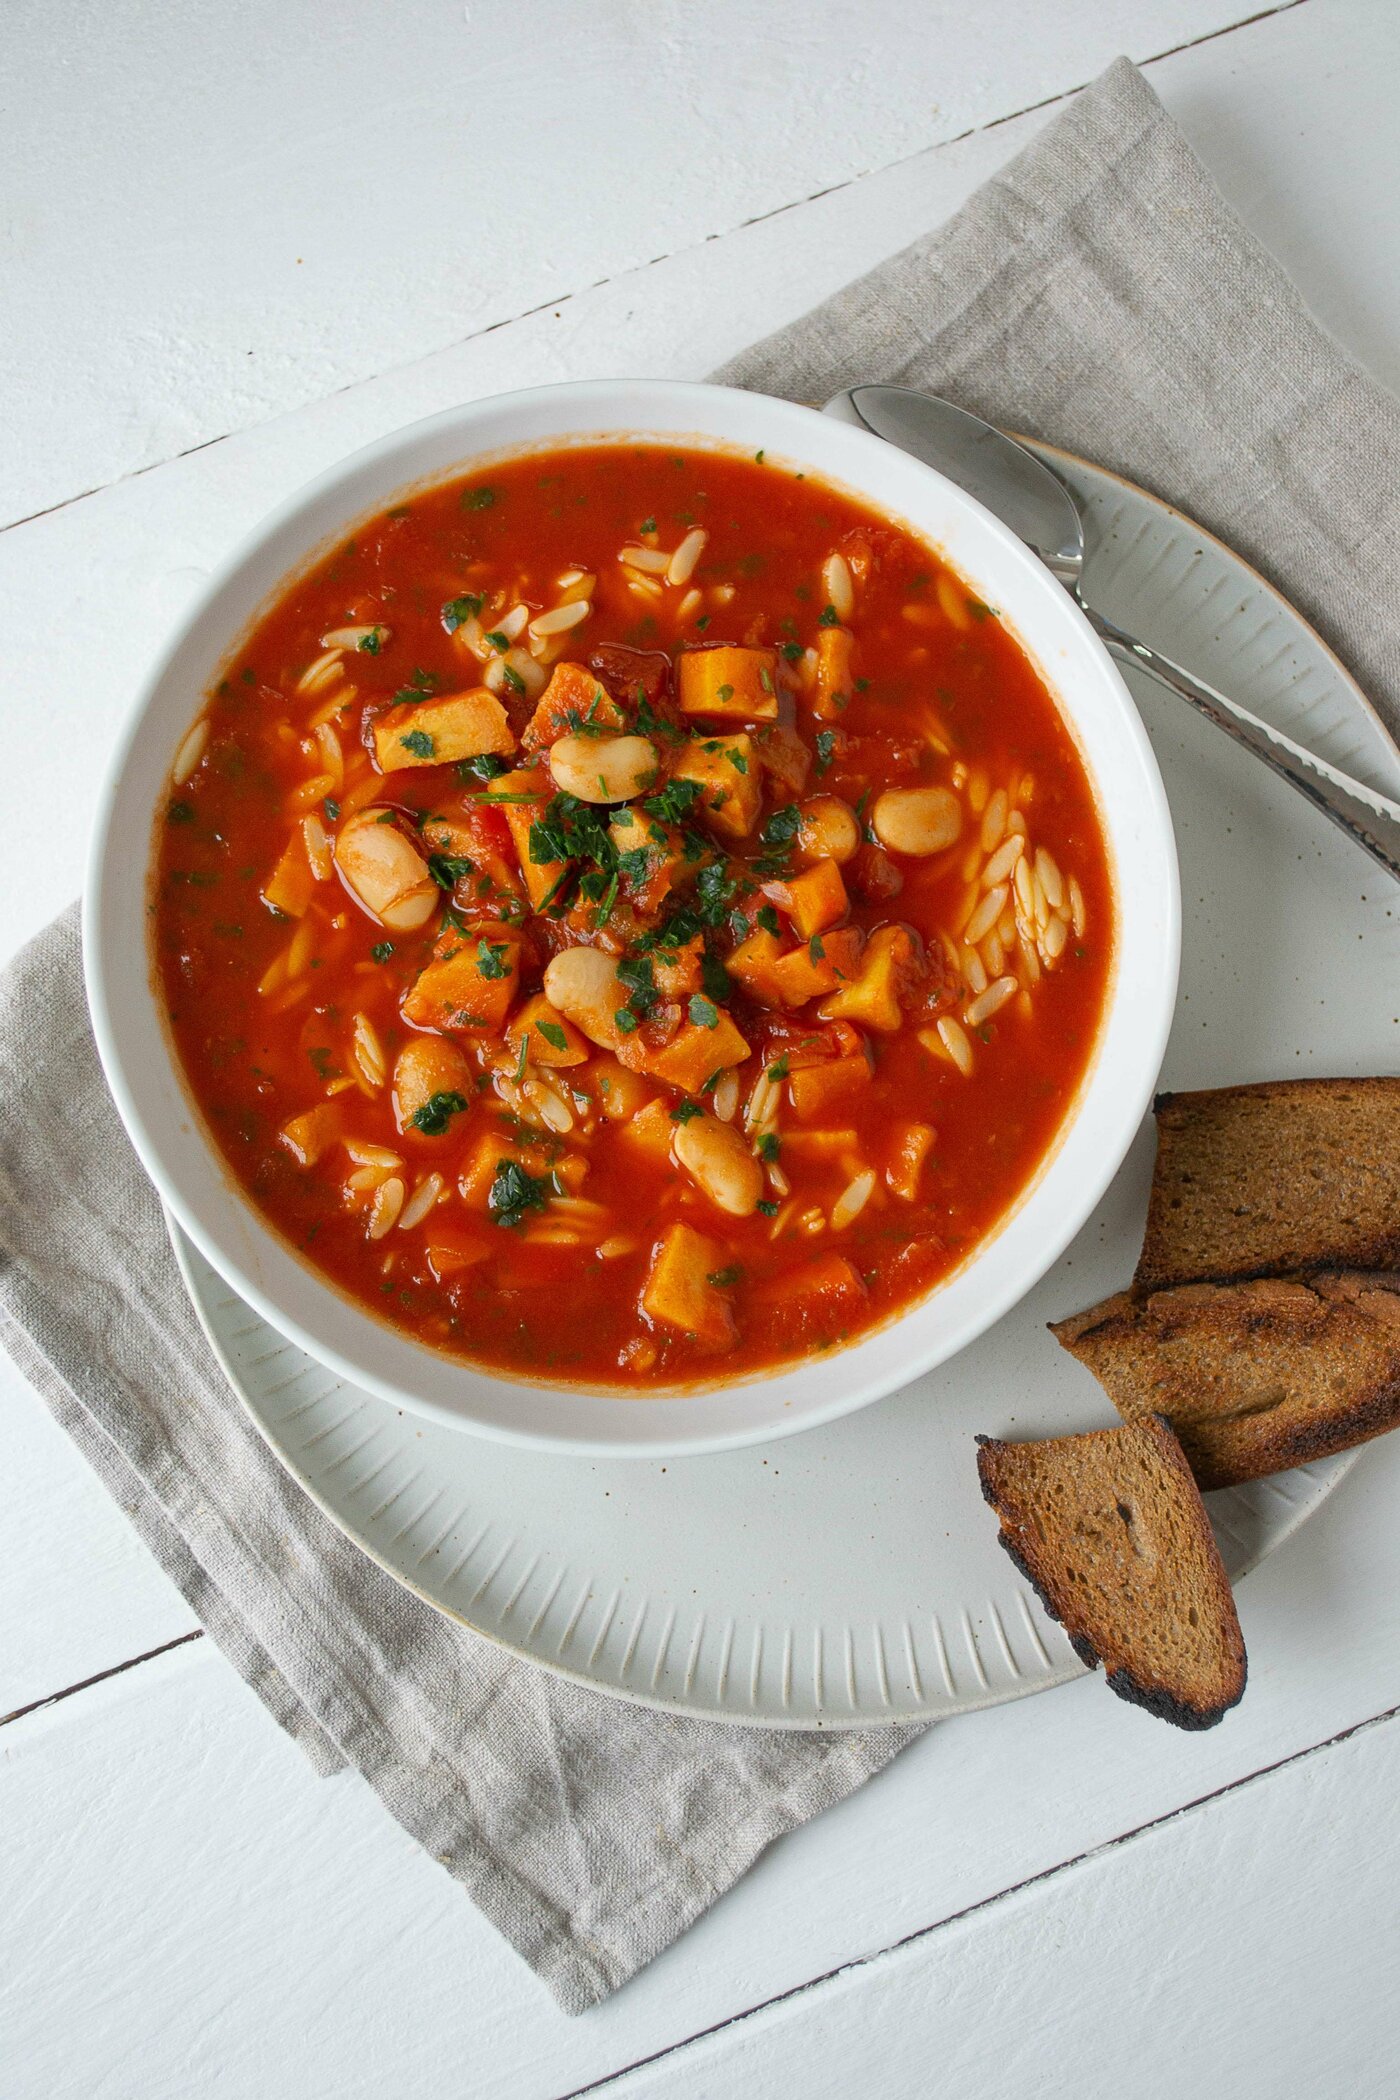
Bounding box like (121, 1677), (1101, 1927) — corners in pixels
(1083, 603), (1400, 884)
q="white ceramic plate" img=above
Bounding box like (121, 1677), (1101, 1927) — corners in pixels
(170, 442), (1398, 1727)
(87, 379), (1178, 1454)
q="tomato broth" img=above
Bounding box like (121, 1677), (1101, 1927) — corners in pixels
(152, 442), (1113, 1388)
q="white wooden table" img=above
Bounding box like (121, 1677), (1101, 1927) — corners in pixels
(5, 3), (1400, 2091)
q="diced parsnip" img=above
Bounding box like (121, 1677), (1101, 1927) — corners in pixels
(262, 830), (316, 918)
(788, 1056), (872, 1122)
(676, 646), (779, 722)
(813, 625), (855, 720)
(423, 1227), (491, 1281)
(391, 1037), (477, 1138)
(506, 992), (589, 1068)
(334, 811), (440, 931)
(616, 1096), (674, 1161)
(609, 806), (688, 913)
(763, 858), (848, 939)
(644, 1012), (750, 1091)
(521, 661), (626, 751)
(401, 921), (523, 1033)
(278, 1102), (341, 1166)
(672, 1113), (764, 1217)
(372, 689), (515, 772)
(459, 1128), (553, 1208)
(671, 735), (761, 839)
(640, 1222), (737, 1349)
(491, 767), (561, 910)
(542, 945), (630, 1050)
(887, 1120), (936, 1200)
(818, 924), (917, 1033)
(726, 927), (789, 1007)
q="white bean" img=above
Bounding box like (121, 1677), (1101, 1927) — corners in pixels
(796, 795), (860, 865)
(542, 946), (630, 1048)
(334, 811), (439, 931)
(872, 787), (962, 857)
(549, 734), (658, 804)
(672, 1114), (764, 1217)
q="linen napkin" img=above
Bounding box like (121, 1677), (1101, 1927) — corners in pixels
(6, 56), (1400, 2015)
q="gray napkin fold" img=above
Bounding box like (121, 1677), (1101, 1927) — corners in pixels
(6, 56), (1397, 2014)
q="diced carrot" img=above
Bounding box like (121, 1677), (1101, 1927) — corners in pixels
(677, 646), (779, 722)
(887, 1120), (936, 1201)
(788, 1056), (872, 1121)
(617, 1096), (674, 1161)
(372, 689), (515, 771)
(640, 1222), (736, 1349)
(458, 1128), (552, 1208)
(423, 1227), (491, 1280)
(764, 859), (848, 939)
(507, 992), (589, 1068)
(747, 1253), (867, 1347)
(644, 1012), (750, 1091)
(278, 1101), (341, 1166)
(671, 735), (762, 839)
(726, 927), (788, 1006)
(262, 830), (316, 918)
(813, 626), (854, 721)
(522, 662), (626, 751)
(489, 768), (561, 911)
(769, 944), (838, 1006)
(402, 922), (523, 1033)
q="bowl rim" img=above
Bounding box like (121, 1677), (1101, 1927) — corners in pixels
(84, 377), (1180, 1456)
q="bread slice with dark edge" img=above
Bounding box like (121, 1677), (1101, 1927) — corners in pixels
(1135, 1077), (1400, 1294)
(975, 1417), (1246, 1730)
(1054, 1272), (1400, 1491)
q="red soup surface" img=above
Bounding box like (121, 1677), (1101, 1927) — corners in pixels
(152, 442), (1113, 1388)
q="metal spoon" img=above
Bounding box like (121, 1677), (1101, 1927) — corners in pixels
(824, 383), (1400, 884)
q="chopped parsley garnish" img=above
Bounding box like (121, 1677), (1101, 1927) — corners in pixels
(707, 1264), (742, 1287)
(358, 627), (384, 654)
(458, 751), (510, 782)
(716, 682), (734, 703)
(410, 1090), (469, 1136)
(322, 796), (341, 823)
(781, 641), (803, 663)
(475, 937), (510, 979)
(614, 1007), (639, 1034)
(462, 485), (497, 511)
(700, 949), (731, 1004)
(641, 776), (703, 826)
(166, 800), (194, 824)
(688, 994), (720, 1030)
(767, 1055), (790, 1080)
(393, 667), (439, 705)
(754, 803), (801, 873)
(756, 1199), (780, 1218)
(427, 852), (474, 890)
(442, 593), (485, 632)
(484, 629), (510, 652)
(400, 728), (436, 758)
(808, 935), (826, 962)
(635, 695), (685, 745)
(813, 729), (836, 775)
(670, 1098), (702, 1124)
(818, 603), (840, 627)
(725, 747), (748, 774)
(756, 904), (781, 937)
(640, 516), (656, 534)
(757, 1133), (780, 1163)
(535, 1019), (568, 1052)
(617, 954), (660, 1021)
(370, 941), (394, 963)
(501, 662), (527, 697)
(488, 1158), (551, 1228)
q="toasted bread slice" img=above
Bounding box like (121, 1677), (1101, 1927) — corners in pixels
(976, 1417), (1246, 1730)
(1135, 1078), (1400, 1293)
(1054, 1272), (1400, 1490)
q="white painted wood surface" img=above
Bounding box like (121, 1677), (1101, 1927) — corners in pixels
(5, 2), (1400, 2093)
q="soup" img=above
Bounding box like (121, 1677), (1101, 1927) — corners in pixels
(152, 442), (1113, 1387)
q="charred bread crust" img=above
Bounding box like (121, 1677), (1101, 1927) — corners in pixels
(975, 1424), (1247, 1731)
(1051, 1274), (1400, 1490)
